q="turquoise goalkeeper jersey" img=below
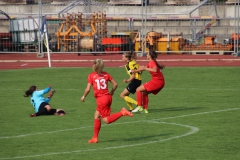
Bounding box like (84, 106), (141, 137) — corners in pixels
(30, 87), (51, 112)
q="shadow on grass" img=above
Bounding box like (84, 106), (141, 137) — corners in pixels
(149, 107), (204, 113)
(124, 133), (172, 142)
(103, 133), (173, 143)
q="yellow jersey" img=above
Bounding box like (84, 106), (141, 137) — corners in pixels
(125, 60), (142, 80)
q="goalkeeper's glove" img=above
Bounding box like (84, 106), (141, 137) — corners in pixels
(48, 90), (55, 98)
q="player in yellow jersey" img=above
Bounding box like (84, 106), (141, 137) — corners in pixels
(120, 51), (142, 112)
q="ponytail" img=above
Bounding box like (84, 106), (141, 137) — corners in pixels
(24, 85), (36, 97)
(154, 59), (165, 69)
(149, 50), (165, 69)
(123, 51), (137, 61)
(93, 59), (104, 74)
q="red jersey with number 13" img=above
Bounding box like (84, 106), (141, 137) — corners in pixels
(88, 71), (113, 98)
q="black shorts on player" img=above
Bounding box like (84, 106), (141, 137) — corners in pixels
(126, 79), (141, 94)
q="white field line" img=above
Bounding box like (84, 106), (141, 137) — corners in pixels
(0, 88), (239, 91)
(1, 59), (240, 63)
(0, 122), (198, 160)
(1, 108), (238, 140)
(0, 108), (239, 159)
(0, 126), (92, 139)
(20, 63), (28, 66)
(151, 108), (240, 121)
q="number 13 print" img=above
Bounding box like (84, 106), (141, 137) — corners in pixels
(95, 78), (107, 90)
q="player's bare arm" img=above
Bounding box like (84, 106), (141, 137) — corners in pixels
(81, 83), (91, 102)
(109, 79), (118, 95)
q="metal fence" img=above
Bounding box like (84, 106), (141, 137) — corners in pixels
(0, 0), (239, 56)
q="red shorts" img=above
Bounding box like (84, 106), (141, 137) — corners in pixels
(96, 94), (112, 118)
(143, 79), (165, 95)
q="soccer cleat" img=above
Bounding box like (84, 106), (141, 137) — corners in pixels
(129, 108), (134, 112)
(30, 113), (36, 117)
(121, 108), (133, 117)
(88, 137), (98, 143)
(131, 106), (143, 113)
(144, 109), (148, 114)
(129, 109), (133, 112)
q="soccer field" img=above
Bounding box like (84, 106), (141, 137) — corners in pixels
(0, 67), (240, 160)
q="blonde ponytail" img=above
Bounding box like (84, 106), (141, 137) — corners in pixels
(92, 59), (104, 74)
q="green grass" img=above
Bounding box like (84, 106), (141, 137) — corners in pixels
(0, 67), (240, 160)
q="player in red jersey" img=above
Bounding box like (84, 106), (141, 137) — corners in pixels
(132, 50), (165, 113)
(81, 59), (133, 143)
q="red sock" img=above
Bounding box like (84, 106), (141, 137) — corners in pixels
(106, 112), (122, 124)
(142, 93), (148, 109)
(136, 91), (142, 106)
(93, 118), (101, 138)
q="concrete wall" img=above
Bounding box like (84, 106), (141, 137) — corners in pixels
(0, 4), (237, 18)
(0, 3), (239, 45)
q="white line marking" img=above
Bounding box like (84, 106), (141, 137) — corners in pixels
(0, 108), (239, 159)
(166, 88), (240, 91)
(151, 108), (240, 121)
(0, 121), (199, 160)
(1, 108), (238, 139)
(0, 88), (239, 91)
(1, 59), (240, 63)
(0, 126), (92, 139)
(20, 63), (28, 66)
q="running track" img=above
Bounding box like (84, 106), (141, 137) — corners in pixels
(0, 53), (240, 70)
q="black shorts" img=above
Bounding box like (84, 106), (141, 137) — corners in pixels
(38, 102), (56, 115)
(38, 102), (49, 112)
(126, 79), (141, 94)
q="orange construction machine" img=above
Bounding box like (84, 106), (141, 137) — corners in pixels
(55, 11), (107, 53)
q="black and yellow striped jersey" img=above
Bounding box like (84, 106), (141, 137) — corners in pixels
(125, 60), (142, 80)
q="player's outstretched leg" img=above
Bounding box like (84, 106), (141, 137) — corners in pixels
(121, 108), (133, 117)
